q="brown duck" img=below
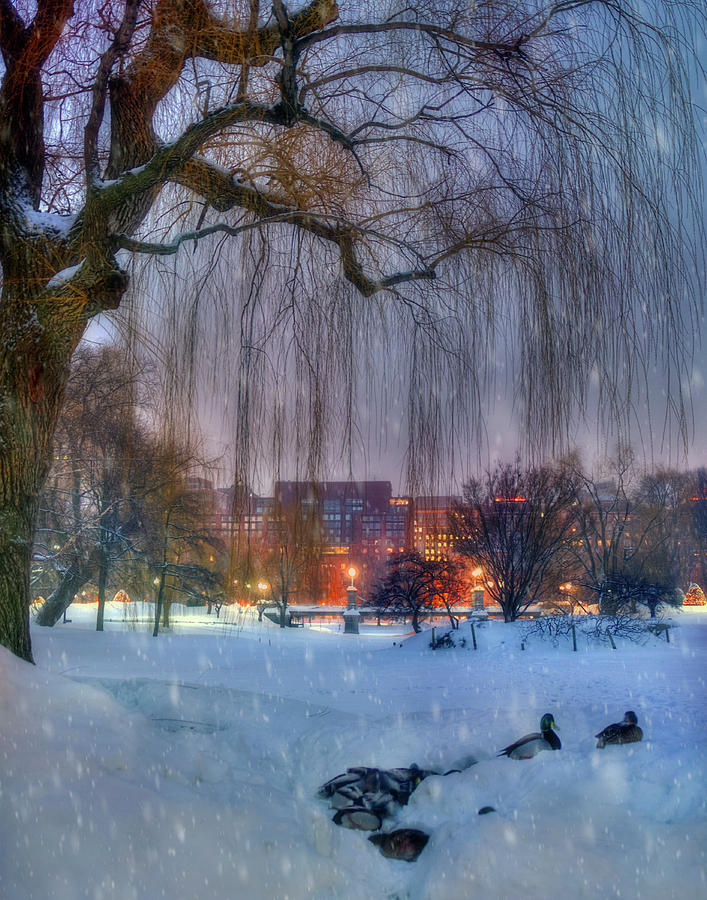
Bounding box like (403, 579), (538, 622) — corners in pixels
(595, 711), (643, 748)
(368, 828), (429, 861)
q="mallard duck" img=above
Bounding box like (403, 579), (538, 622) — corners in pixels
(319, 764), (433, 807)
(595, 711), (643, 748)
(498, 713), (561, 759)
(332, 806), (382, 831)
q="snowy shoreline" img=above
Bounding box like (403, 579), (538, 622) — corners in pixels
(1, 605), (705, 899)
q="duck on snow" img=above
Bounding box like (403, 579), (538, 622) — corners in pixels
(498, 713), (561, 759)
(595, 710), (643, 748)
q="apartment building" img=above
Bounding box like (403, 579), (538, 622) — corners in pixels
(413, 495), (461, 561)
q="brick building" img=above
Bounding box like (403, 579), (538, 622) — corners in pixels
(413, 496), (461, 561)
(274, 481), (413, 600)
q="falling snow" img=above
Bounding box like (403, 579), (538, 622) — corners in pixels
(0, 605), (705, 899)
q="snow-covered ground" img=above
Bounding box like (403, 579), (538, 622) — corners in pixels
(1, 603), (705, 899)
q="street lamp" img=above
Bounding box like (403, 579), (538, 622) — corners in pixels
(471, 567), (484, 611)
(559, 581), (573, 609)
(344, 566), (360, 632)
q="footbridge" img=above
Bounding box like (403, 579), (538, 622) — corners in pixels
(258, 603), (482, 631)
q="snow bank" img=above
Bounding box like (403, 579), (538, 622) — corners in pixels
(0, 606), (704, 898)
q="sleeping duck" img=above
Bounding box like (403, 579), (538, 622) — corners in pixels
(368, 828), (430, 861)
(498, 713), (561, 759)
(595, 711), (643, 748)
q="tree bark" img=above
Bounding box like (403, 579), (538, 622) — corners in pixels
(0, 277), (84, 660)
(96, 544), (108, 631)
(153, 579), (164, 637)
(35, 556), (95, 628)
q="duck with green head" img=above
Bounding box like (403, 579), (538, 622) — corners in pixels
(498, 713), (561, 759)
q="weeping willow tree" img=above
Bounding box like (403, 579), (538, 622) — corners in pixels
(0, 0), (703, 661)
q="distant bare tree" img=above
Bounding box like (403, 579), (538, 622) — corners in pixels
(432, 557), (469, 629)
(138, 449), (223, 636)
(566, 448), (639, 610)
(371, 550), (465, 632)
(259, 499), (322, 627)
(451, 460), (575, 621)
(636, 467), (693, 587)
(567, 453), (687, 616)
(0, 1), (703, 660)
(690, 469), (707, 588)
(34, 345), (152, 629)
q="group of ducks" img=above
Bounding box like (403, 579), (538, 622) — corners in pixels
(499, 709), (643, 758)
(318, 710), (644, 861)
(318, 764), (434, 833)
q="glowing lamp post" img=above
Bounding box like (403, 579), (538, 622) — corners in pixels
(344, 565), (360, 634)
(345, 567), (358, 607)
(559, 581), (573, 611)
(471, 567), (485, 612)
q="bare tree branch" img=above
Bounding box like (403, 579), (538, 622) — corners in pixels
(84, 0), (143, 184)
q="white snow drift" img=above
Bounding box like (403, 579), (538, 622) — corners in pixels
(1, 604), (705, 899)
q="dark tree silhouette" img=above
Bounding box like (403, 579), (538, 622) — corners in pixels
(371, 550), (464, 633)
(451, 461), (574, 621)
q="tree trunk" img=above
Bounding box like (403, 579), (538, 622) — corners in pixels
(0, 519), (35, 662)
(0, 288), (83, 660)
(153, 579), (164, 637)
(162, 599), (171, 629)
(96, 545), (108, 631)
(411, 607), (420, 633)
(443, 605), (458, 629)
(35, 556), (95, 627)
